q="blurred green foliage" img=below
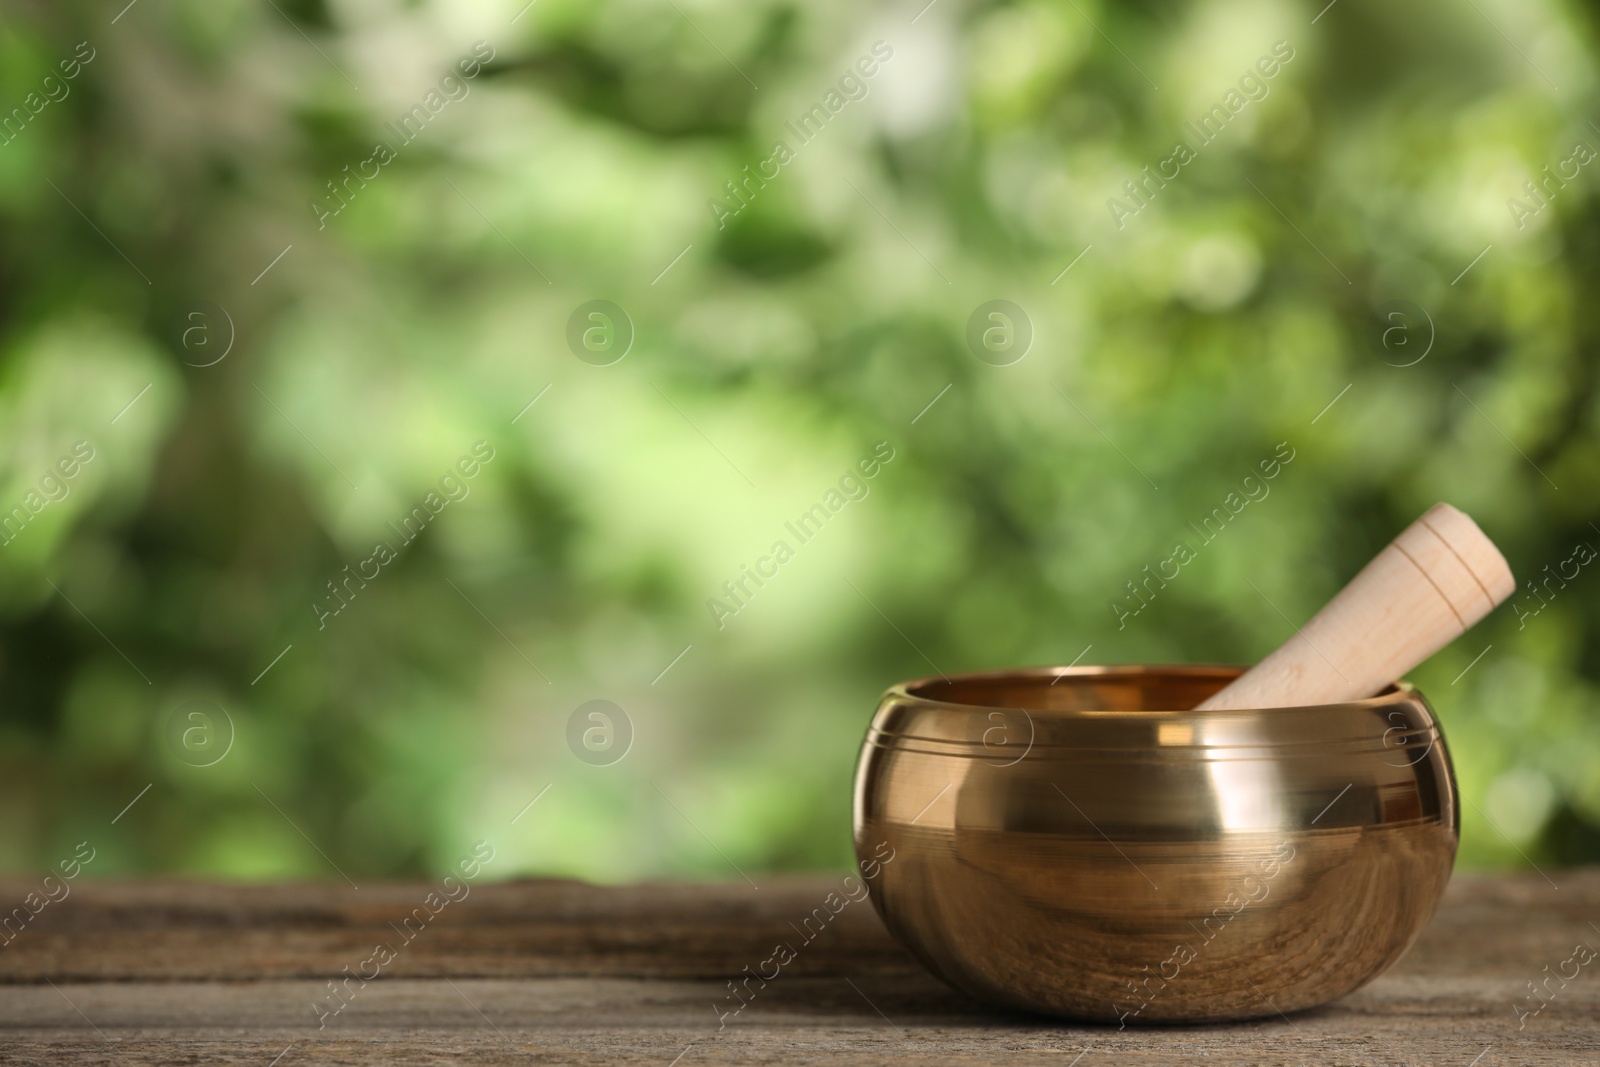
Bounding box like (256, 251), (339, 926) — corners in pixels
(0, 0), (1596, 883)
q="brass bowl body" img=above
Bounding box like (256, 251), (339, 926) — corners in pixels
(852, 665), (1458, 1024)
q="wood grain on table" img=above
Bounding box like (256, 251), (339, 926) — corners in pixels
(0, 872), (1594, 1065)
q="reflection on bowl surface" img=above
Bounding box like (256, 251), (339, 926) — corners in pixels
(852, 665), (1458, 1024)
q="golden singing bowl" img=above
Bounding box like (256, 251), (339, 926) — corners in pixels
(852, 665), (1458, 1024)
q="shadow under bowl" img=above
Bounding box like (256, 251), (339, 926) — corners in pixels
(851, 664), (1458, 1024)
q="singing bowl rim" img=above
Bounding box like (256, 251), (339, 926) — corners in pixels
(885, 662), (1418, 714)
(867, 664), (1439, 760)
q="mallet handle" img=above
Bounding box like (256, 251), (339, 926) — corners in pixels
(1196, 503), (1514, 711)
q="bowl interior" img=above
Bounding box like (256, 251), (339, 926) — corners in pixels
(901, 664), (1405, 714)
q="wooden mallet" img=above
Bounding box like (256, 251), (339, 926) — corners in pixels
(1196, 503), (1515, 711)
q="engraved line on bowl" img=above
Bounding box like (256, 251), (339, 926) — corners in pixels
(870, 735), (1446, 758)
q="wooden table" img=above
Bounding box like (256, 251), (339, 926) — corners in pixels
(0, 872), (1594, 1064)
